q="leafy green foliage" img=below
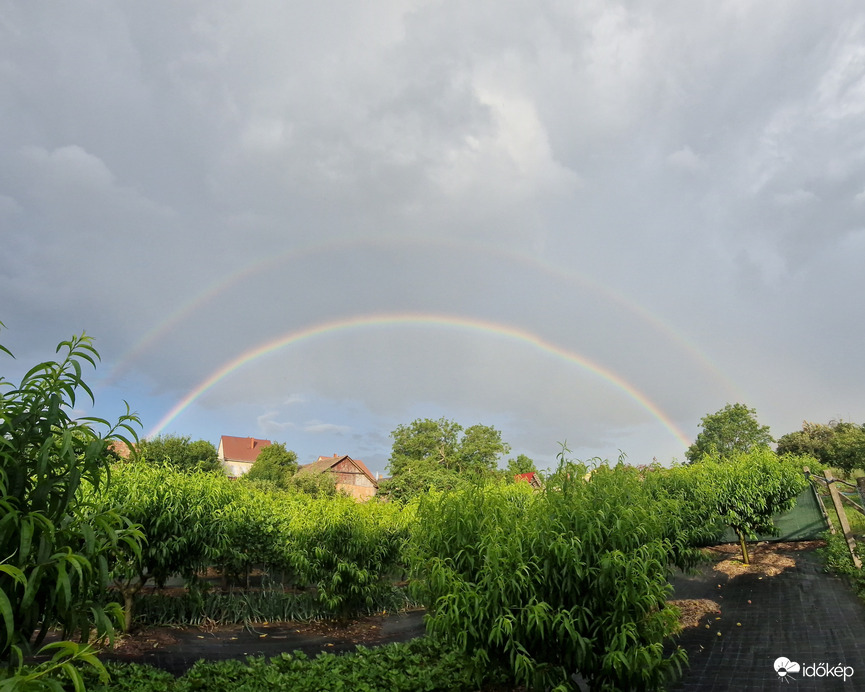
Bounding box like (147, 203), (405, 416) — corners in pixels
(686, 403), (774, 463)
(687, 448), (809, 563)
(299, 498), (415, 619)
(409, 451), (702, 691)
(97, 463), (238, 630)
(505, 453), (537, 477)
(245, 442), (299, 487)
(134, 434), (220, 473)
(0, 328), (142, 688)
(82, 638), (506, 692)
(96, 465), (414, 627)
(380, 418), (510, 502)
(281, 471), (337, 498)
(777, 420), (865, 474)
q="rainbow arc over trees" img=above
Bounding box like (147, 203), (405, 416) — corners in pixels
(110, 236), (741, 403)
(147, 312), (691, 448)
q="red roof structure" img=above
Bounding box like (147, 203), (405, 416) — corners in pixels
(514, 472), (543, 489)
(219, 436), (271, 463)
(218, 436), (272, 477)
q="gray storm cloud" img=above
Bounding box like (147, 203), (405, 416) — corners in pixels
(2, 1), (864, 469)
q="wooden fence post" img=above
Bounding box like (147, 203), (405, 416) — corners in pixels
(805, 467), (835, 535)
(825, 469), (862, 569)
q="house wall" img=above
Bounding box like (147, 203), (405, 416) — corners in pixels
(338, 483), (377, 501)
(332, 458), (377, 500)
(223, 460), (252, 477)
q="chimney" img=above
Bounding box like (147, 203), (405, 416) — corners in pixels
(250, 437), (254, 450)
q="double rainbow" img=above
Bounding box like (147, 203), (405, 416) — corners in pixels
(147, 311), (692, 448)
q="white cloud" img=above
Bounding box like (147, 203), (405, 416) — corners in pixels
(666, 146), (704, 172)
(303, 420), (351, 435)
(256, 411), (296, 435)
(773, 188), (818, 206)
(19, 144), (115, 189)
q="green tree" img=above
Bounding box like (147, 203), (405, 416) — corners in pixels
(101, 463), (237, 630)
(410, 454), (701, 691)
(381, 418), (510, 501)
(776, 421), (836, 460)
(777, 420), (865, 474)
(505, 454), (537, 477)
(284, 471), (338, 498)
(245, 442), (299, 486)
(693, 448), (808, 564)
(831, 424), (865, 474)
(459, 424), (510, 474)
(136, 434), (220, 473)
(0, 328), (142, 686)
(390, 417), (463, 469)
(686, 403), (773, 463)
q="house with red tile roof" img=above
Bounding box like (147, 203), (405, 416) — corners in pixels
(297, 454), (378, 501)
(218, 435), (272, 477)
(514, 471), (543, 489)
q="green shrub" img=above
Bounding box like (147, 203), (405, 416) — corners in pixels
(96, 467), (417, 624)
(409, 454), (698, 691)
(82, 638), (504, 692)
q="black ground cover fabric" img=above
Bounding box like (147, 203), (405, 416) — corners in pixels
(669, 546), (865, 691)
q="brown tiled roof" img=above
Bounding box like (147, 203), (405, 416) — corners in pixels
(219, 435), (271, 463)
(299, 453), (378, 486)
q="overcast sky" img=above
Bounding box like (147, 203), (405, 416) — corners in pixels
(3, 1), (865, 475)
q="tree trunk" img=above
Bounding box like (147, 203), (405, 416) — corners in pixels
(119, 575), (147, 633)
(124, 590), (135, 633)
(738, 530), (750, 565)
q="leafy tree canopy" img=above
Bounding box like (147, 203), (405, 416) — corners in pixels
(245, 442), (299, 486)
(135, 433), (220, 473)
(381, 418), (510, 501)
(776, 420), (865, 474)
(691, 448), (809, 563)
(284, 471), (338, 498)
(506, 453), (537, 477)
(686, 403), (773, 463)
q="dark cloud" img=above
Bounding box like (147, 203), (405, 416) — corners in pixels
(3, 1), (865, 466)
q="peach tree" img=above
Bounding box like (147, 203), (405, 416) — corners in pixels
(0, 327), (141, 688)
(409, 454), (705, 691)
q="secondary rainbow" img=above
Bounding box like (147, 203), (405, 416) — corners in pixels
(110, 235), (743, 402)
(147, 312), (691, 448)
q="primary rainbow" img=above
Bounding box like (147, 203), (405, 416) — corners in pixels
(109, 235), (743, 402)
(147, 312), (691, 448)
